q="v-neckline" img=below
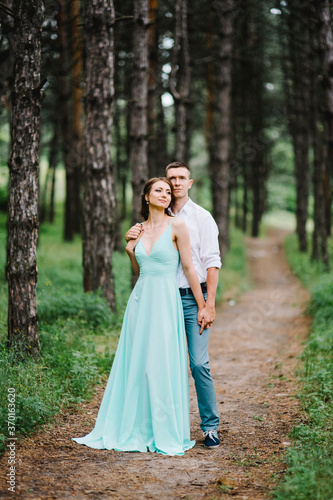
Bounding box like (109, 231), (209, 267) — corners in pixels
(140, 221), (172, 257)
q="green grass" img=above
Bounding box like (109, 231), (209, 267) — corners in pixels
(216, 226), (252, 303)
(0, 210), (131, 454)
(273, 233), (333, 500)
(0, 209), (249, 455)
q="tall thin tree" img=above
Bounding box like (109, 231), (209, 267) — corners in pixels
(210, 0), (234, 257)
(70, 0), (83, 234)
(317, 0), (333, 239)
(147, 0), (159, 178)
(310, 0), (331, 269)
(249, 0), (266, 238)
(82, 0), (117, 310)
(130, 0), (149, 225)
(170, 0), (191, 162)
(280, 1), (311, 252)
(7, 0), (44, 357)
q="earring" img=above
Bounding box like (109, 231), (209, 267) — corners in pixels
(146, 201), (149, 204)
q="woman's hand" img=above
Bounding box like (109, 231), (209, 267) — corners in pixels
(125, 223), (144, 242)
(197, 306), (215, 335)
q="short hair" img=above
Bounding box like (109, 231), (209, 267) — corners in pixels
(165, 161), (191, 176)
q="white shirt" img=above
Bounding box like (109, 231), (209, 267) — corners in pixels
(170, 198), (222, 288)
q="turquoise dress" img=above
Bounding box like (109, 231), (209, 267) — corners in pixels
(72, 221), (195, 455)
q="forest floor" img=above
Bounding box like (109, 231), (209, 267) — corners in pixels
(0, 228), (311, 499)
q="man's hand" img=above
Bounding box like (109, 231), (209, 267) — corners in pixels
(125, 223), (144, 242)
(197, 304), (216, 334)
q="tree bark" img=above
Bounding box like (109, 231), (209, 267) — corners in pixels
(57, 0), (76, 241)
(310, 0), (331, 269)
(57, 0), (83, 241)
(7, 0), (44, 358)
(170, 0), (191, 162)
(156, 93), (169, 175)
(312, 138), (329, 269)
(210, 0), (234, 257)
(282, 2), (311, 251)
(130, 0), (149, 225)
(317, 0), (333, 238)
(40, 128), (58, 224)
(249, 0), (266, 238)
(82, 0), (117, 310)
(0, 0), (14, 115)
(147, 0), (158, 178)
(70, 0), (83, 234)
(204, 10), (215, 166)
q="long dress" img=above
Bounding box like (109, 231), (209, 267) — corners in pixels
(72, 221), (195, 455)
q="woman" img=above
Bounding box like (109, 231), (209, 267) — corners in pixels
(72, 177), (205, 455)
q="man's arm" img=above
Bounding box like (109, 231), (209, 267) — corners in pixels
(198, 267), (219, 330)
(197, 212), (221, 331)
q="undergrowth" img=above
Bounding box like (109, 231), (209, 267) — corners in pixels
(273, 234), (333, 499)
(0, 212), (130, 454)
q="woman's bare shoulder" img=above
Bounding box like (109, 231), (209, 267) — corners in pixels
(171, 217), (187, 233)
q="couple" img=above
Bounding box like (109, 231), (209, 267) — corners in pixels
(72, 162), (222, 456)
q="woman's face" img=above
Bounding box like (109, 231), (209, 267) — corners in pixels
(146, 181), (172, 209)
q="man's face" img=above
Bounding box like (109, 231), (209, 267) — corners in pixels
(166, 167), (193, 200)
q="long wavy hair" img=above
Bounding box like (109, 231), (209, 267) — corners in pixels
(140, 177), (173, 220)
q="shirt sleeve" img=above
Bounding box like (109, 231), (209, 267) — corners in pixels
(199, 214), (222, 270)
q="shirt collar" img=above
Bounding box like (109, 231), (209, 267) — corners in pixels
(170, 197), (193, 216)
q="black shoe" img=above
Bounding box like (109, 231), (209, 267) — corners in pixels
(203, 430), (220, 448)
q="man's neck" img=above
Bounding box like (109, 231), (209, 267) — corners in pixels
(171, 196), (189, 215)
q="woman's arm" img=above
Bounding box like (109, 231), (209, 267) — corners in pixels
(125, 238), (140, 276)
(173, 219), (206, 317)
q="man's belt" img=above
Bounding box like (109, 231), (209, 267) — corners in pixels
(179, 282), (207, 297)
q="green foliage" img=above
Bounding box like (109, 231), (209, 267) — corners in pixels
(217, 226), (252, 302)
(267, 138), (296, 213)
(273, 234), (333, 499)
(0, 324), (114, 453)
(0, 210), (130, 455)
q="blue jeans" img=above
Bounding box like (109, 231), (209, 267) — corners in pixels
(181, 293), (219, 432)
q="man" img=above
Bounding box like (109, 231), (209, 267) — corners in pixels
(126, 162), (221, 448)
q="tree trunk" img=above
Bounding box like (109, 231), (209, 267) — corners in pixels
(312, 139), (329, 269)
(210, 0), (234, 258)
(170, 0), (191, 162)
(70, 0), (83, 234)
(229, 0), (250, 234)
(82, 0), (117, 310)
(57, 0), (76, 241)
(7, 0), (44, 358)
(310, 0), (330, 269)
(48, 126), (59, 224)
(49, 161), (57, 224)
(40, 128), (58, 224)
(130, 0), (149, 225)
(57, 0), (82, 241)
(250, 53), (265, 234)
(156, 94), (169, 175)
(283, 2), (311, 251)
(317, 0), (333, 238)
(147, 0), (158, 178)
(0, 0), (14, 115)
(204, 12), (215, 160)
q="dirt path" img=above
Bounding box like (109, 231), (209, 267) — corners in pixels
(0, 229), (311, 499)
